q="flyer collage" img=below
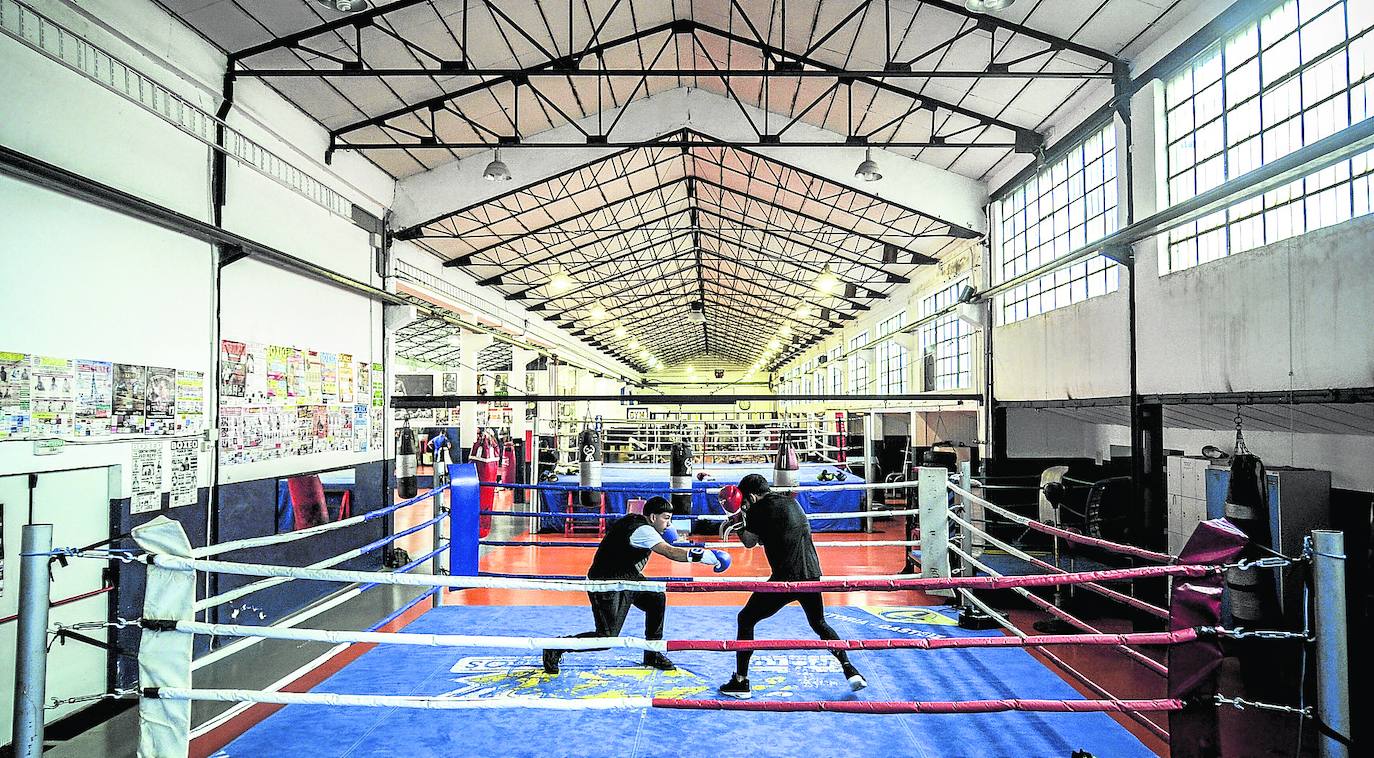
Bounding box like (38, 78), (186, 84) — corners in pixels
(218, 340), (383, 465)
(0, 350), (204, 439)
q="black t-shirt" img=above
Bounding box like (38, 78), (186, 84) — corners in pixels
(743, 492), (822, 582)
(586, 513), (655, 581)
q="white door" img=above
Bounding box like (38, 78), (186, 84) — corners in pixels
(0, 467), (114, 745)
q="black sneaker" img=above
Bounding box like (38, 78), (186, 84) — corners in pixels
(842, 663), (868, 692)
(718, 674), (752, 699)
(542, 649), (562, 675)
(642, 652), (676, 671)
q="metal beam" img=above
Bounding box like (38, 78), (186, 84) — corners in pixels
(236, 67), (1111, 80)
(338, 137), (1019, 150)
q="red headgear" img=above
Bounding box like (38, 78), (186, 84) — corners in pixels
(717, 484), (743, 514)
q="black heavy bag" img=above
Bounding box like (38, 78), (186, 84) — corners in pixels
(397, 424), (418, 499)
(1224, 451), (1283, 695)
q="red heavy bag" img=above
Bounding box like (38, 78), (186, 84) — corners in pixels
(471, 431), (500, 537)
(499, 437), (516, 484)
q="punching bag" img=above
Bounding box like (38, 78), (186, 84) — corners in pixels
(578, 427), (603, 509)
(397, 424), (418, 499)
(471, 431), (500, 537)
(1225, 451), (1282, 696)
(669, 440), (693, 516)
(500, 437), (516, 483)
(773, 432), (799, 496)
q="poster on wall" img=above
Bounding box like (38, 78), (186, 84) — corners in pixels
(175, 370), (204, 433)
(339, 354), (355, 404)
(288, 348), (305, 405)
(244, 343), (268, 404)
(0, 352), (31, 439)
(265, 345), (291, 403)
(353, 403), (369, 452)
(145, 366), (176, 435)
(169, 438), (198, 507)
(321, 353), (339, 402)
(113, 364), (147, 434)
(220, 340), (246, 400)
(304, 352), (324, 405)
(130, 440), (163, 514)
(30, 355), (75, 436)
(74, 359), (114, 437)
(370, 362), (385, 451)
(442, 372), (458, 394)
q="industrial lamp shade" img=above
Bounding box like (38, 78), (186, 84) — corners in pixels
(855, 148), (882, 182)
(483, 149), (512, 181)
(964, 0), (1016, 12)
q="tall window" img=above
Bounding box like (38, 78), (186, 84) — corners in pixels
(828, 346), (843, 395)
(875, 314), (907, 393)
(996, 123), (1121, 323)
(802, 359), (814, 396)
(921, 279), (973, 390)
(1164, 0), (1374, 272)
(848, 332), (869, 393)
(815, 355), (827, 395)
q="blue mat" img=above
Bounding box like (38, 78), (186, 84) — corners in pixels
(220, 605), (1154, 758)
(539, 462), (864, 532)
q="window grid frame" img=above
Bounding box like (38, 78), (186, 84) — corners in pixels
(921, 279), (974, 390)
(1163, 0), (1374, 273)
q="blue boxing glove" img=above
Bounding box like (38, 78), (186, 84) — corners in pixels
(710, 549), (731, 573)
(662, 526), (682, 545)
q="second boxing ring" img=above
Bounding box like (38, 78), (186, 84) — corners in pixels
(8, 461), (1353, 758)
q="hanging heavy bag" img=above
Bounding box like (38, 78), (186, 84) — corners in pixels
(1224, 448), (1284, 697)
(397, 424), (418, 499)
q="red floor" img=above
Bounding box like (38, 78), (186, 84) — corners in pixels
(446, 512), (1176, 756)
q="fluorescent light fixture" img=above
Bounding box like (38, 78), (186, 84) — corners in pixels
(483, 148), (512, 181)
(614, 325), (627, 338)
(589, 304), (608, 321)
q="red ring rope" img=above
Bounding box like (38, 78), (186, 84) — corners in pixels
(667, 564), (1214, 593)
(651, 697), (1187, 714)
(665, 628), (1200, 652)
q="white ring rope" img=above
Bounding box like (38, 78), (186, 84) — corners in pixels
(172, 621), (670, 652)
(191, 487), (444, 558)
(701, 539), (920, 549)
(195, 515), (449, 611)
(152, 688), (652, 710)
(948, 482), (1030, 526)
(153, 554), (668, 593)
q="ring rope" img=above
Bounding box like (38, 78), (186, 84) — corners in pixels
(195, 512), (449, 611)
(949, 545), (1168, 677)
(951, 482), (1174, 564)
(148, 554), (1216, 595)
(143, 687), (1186, 716)
(949, 513), (1169, 620)
(478, 507), (920, 521)
(159, 620), (1205, 652)
(483, 481), (915, 495)
(190, 486), (444, 559)
(477, 539), (922, 549)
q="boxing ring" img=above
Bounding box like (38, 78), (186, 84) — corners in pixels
(9, 463), (1352, 758)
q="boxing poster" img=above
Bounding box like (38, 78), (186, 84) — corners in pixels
(338, 354), (355, 404)
(145, 366), (176, 435)
(113, 364), (147, 435)
(130, 440), (163, 514)
(29, 355), (75, 437)
(0, 352), (31, 439)
(442, 372), (458, 394)
(353, 402), (369, 452)
(369, 363), (384, 451)
(321, 352), (339, 402)
(169, 438), (198, 507)
(243, 344), (268, 405)
(74, 359), (114, 437)
(304, 351), (324, 405)
(288, 348), (306, 405)
(175, 370), (204, 433)
(265, 345), (291, 403)
(219, 340), (246, 400)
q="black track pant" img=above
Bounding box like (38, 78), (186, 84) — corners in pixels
(557, 590), (665, 654)
(734, 591), (850, 676)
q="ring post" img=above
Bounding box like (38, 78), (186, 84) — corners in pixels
(957, 462), (973, 579)
(12, 524), (53, 758)
(449, 463), (480, 579)
(917, 466), (952, 598)
(1312, 530), (1350, 758)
